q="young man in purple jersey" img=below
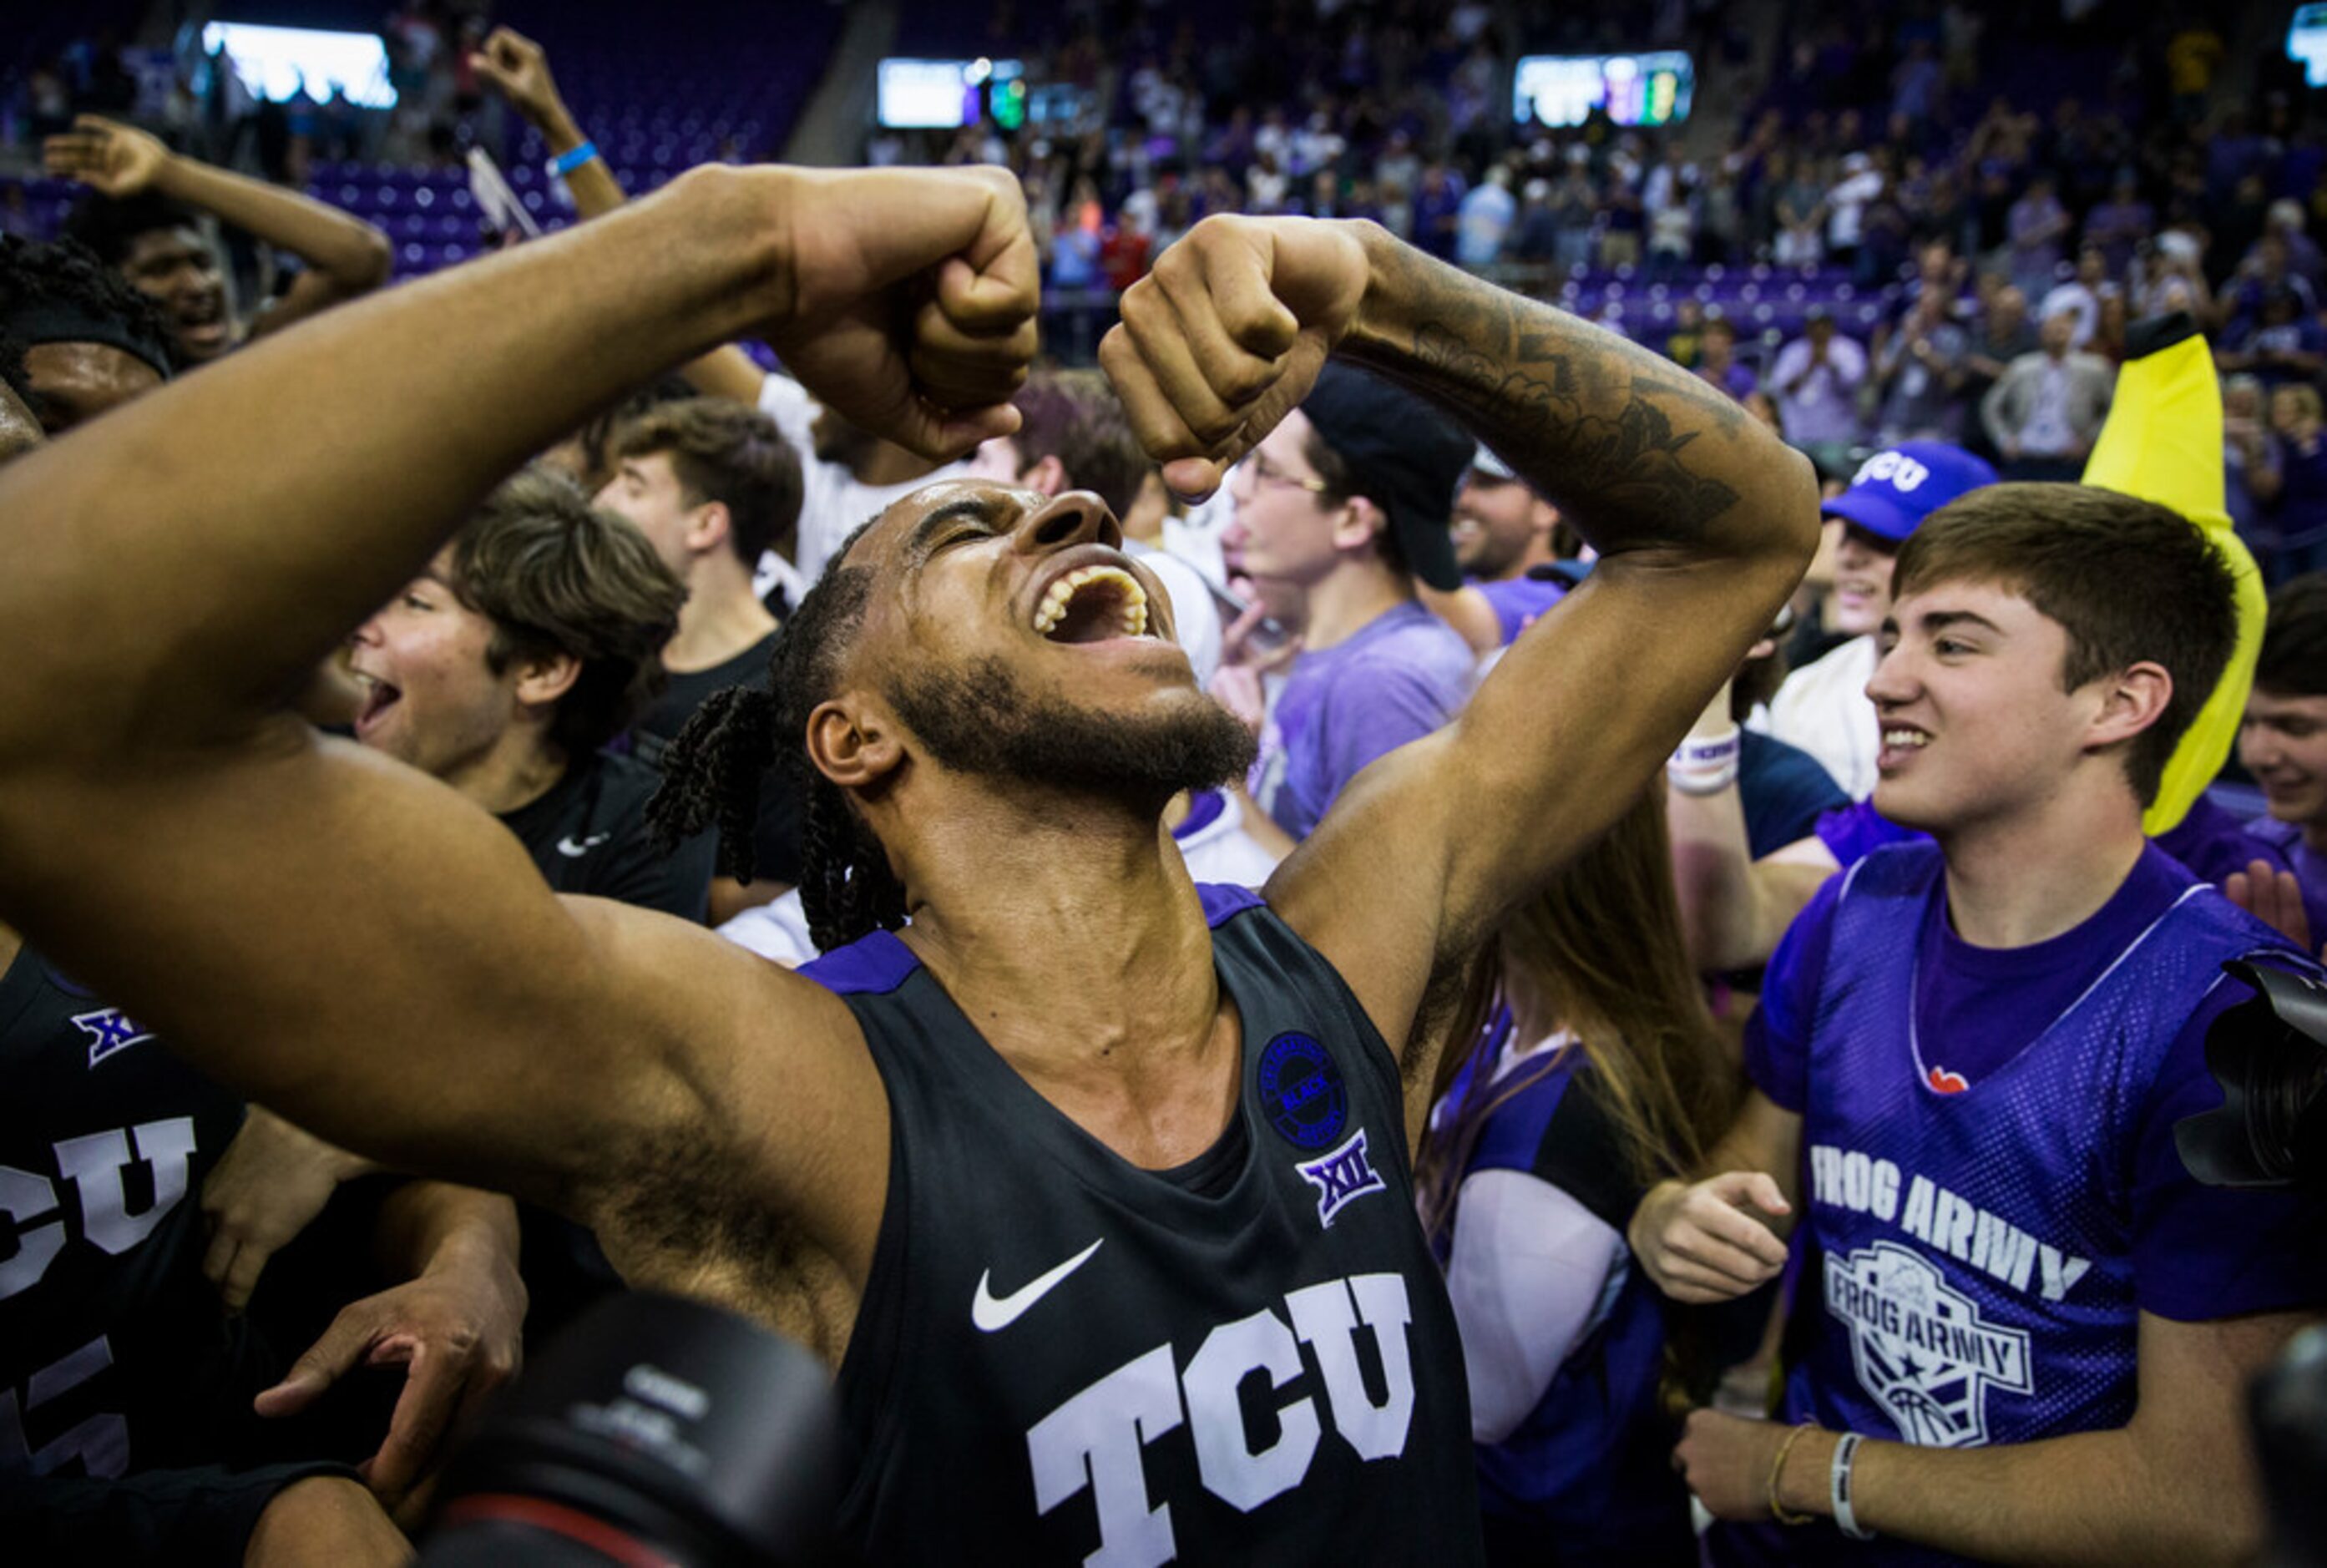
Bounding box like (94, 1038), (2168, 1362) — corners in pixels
(1632, 483), (2322, 1563)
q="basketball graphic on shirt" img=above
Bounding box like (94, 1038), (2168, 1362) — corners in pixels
(1825, 1241), (2033, 1448)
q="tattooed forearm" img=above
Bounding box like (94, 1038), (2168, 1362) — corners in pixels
(1341, 233), (1789, 549)
(1406, 321), (1742, 531)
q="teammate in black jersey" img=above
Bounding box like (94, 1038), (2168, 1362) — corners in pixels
(0, 165), (1816, 1561)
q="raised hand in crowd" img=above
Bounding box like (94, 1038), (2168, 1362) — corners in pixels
(43, 114), (392, 359)
(41, 113), (173, 199)
(468, 27), (574, 145)
(2226, 859), (2321, 959)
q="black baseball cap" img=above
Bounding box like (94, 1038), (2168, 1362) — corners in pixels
(1296, 362), (1473, 590)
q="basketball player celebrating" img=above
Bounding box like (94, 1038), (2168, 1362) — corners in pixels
(1632, 487), (2323, 1563)
(0, 163), (1816, 1562)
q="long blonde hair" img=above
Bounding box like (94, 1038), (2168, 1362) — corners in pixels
(1416, 785), (1738, 1247)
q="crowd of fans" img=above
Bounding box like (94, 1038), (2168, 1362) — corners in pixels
(0, 3), (2324, 1565)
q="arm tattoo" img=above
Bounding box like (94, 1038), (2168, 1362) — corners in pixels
(1348, 249), (1750, 544)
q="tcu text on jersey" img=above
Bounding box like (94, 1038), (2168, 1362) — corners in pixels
(1026, 1271), (1417, 1567)
(0, 1117), (199, 1300)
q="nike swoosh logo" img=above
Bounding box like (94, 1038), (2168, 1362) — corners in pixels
(972, 1238), (1104, 1333)
(556, 832), (611, 858)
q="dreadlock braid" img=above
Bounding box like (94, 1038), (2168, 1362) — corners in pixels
(647, 514), (908, 951)
(645, 682), (779, 883)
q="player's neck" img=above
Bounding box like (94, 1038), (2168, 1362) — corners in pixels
(665, 565), (777, 673)
(1936, 787), (2147, 949)
(896, 787), (1223, 1075)
(1301, 562), (1412, 651)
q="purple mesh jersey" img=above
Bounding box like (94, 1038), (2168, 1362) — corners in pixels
(1718, 841), (2322, 1565)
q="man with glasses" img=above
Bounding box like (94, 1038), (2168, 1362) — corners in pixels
(1219, 363), (1480, 839)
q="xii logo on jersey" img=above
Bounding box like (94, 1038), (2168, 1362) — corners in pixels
(1295, 1129), (1385, 1229)
(69, 1008), (154, 1068)
(1827, 1241), (2032, 1447)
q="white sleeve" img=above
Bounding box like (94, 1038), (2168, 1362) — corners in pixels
(715, 888), (819, 967)
(755, 372), (817, 450)
(1136, 549), (1225, 688)
(1443, 1167), (1627, 1446)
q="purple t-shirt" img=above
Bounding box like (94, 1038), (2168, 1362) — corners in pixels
(1747, 843), (2321, 1325)
(2245, 815), (2327, 944)
(1474, 574), (1567, 645)
(1250, 599), (1473, 839)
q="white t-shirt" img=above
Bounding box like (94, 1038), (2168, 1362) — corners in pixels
(1765, 632), (1880, 800)
(2018, 361), (2077, 456)
(1128, 539), (1224, 688)
(752, 374), (970, 604)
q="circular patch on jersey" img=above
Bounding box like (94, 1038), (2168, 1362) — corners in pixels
(1257, 1031), (1349, 1150)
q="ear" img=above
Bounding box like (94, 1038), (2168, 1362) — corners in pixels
(1529, 498), (1562, 542)
(2085, 660), (2173, 756)
(513, 650), (582, 710)
(806, 694), (905, 792)
(1331, 495), (1389, 556)
(683, 500), (732, 559)
(1024, 453), (1069, 498)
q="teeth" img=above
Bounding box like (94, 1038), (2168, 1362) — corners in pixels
(1032, 565), (1149, 639)
(1883, 730), (1929, 748)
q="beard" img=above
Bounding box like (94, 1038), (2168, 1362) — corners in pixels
(886, 653), (1258, 817)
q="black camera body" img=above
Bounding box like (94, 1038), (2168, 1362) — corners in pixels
(2175, 959), (2327, 1191)
(419, 1292), (842, 1567)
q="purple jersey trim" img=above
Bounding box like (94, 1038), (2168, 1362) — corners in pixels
(1173, 787), (1228, 843)
(799, 928), (921, 996)
(1197, 882), (1264, 927)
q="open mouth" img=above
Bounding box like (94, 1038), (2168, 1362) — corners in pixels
(1033, 564), (1150, 644)
(352, 672), (402, 734)
(175, 296), (230, 350)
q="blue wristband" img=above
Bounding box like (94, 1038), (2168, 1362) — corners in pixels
(548, 140), (598, 178)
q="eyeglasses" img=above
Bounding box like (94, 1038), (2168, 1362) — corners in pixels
(1242, 451), (1333, 494)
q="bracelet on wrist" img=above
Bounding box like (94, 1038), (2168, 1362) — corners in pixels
(1767, 1422), (1817, 1527)
(548, 139), (599, 179)
(1831, 1430), (1874, 1540)
(1667, 727), (1743, 795)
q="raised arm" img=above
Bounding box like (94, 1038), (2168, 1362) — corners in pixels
(1101, 215), (1819, 1050)
(472, 26), (768, 405)
(1666, 682), (1844, 970)
(0, 164), (1035, 1256)
(45, 115), (392, 337)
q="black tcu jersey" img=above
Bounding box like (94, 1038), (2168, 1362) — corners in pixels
(0, 943), (255, 1477)
(804, 885), (1484, 1565)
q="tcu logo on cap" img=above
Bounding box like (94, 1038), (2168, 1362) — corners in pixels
(1854, 450), (1930, 493)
